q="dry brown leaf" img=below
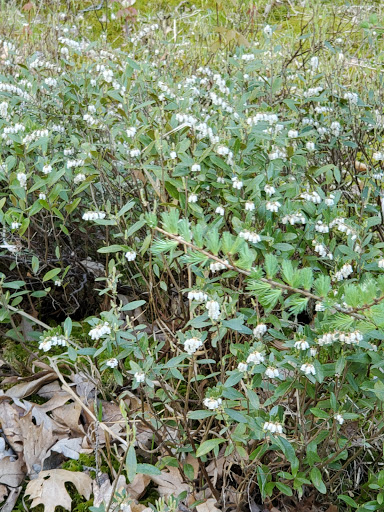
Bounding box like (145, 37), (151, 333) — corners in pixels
(51, 401), (85, 436)
(206, 456), (225, 487)
(93, 474), (126, 508)
(12, 397), (70, 436)
(0, 483), (8, 501)
(150, 466), (190, 498)
(50, 437), (83, 460)
(18, 410), (58, 476)
(25, 469), (92, 512)
(0, 456), (25, 487)
(0, 399), (23, 453)
(72, 371), (96, 403)
(6, 371), (57, 399)
(1, 485), (22, 512)
(37, 381), (67, 399)
(126, 473), (151, 499)
(196, 499), (221, 512)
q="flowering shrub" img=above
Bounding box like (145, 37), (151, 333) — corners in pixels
(3, 1), (384, 510)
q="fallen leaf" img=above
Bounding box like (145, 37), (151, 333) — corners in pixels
(0, 483), (8, 501)
(37, 381), (67, 399)
(51, 401), (85, 436)
(150, 466), (190, 498)
(1, 485), (22, 512)
(126, 473), (151, 499)
(93, 474), (126, 507)
(12, 397), (69, 436)
(0, 456), (25, 487)
(196, 499), (221, 512)
(18, 410), (58, 477)
(6, 371), (57, 399)
(0, 400), (23, 453)
(50, 437), (83, 460)
(25, 469), (92, 512)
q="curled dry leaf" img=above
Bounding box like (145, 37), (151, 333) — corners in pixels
(93, 474), (126, 508)
(0, 455), (25, 487)
(50, 437), (83, 460)
(51, 401), (85, 436)
(1, 485), (22, 512)
(126, 473), (151, 500)
(25, 469), (92, 512)
(150, 466), (191, 498)
(18, 410), (58, 477)
(196, 499), (222, 512)
(0, 483), (8, 501)
(5, 370), (57, 399)
(0, 399), (23, 453)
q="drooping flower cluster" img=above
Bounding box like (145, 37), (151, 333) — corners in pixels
(203, 397), (222, 410)
(184, 337), (203, 355)
(89, 322), (111, 340)
(263, 421), (283, 434)
(38, 334), (68, 352)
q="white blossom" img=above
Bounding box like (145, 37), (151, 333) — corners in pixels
(265, 366), (279, 379)
(264, 185), (276, 197)
(184, 337), (203, 355)
(203, 397), (222, 410)
(334, 263), (353, 281)
(232, 177), (243, 190)
(191, 163), (201, 173)
(206, 300), (221, 320)
(266, 201), (281, 213)
(247, 350), (265, 365)
(263, 421), (283, 434)
(210, 261), (228, 273)
(126, 127), (137, 137)
(306, 141), (315, 151)
(187, 290), (208, 302)
(294, 340), (310, 350)
(134, 371), (146, 383)
(335, 414), (344, 425)
(106, 358), (118, 368)
(89, 322), (111, 340)
(263, 25), (273, 37)
(82, 211), (106, 221)
(215, 206), (225, 216)
(74, 173), (86, 184)
(125, 251), (137, 261)
(188, 193), (198, 203)
(253, 323), (267, 338)
(238, 362), (248, 372)
(17, 172), (27, 188)
(42, 164), (52, 175)
(245, 201), (255, 211)
(301, 363), (316, 375)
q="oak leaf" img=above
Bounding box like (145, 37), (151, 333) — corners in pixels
(25, 469), (92, 512)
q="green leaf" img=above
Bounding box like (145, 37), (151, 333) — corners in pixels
(275, 482), (293, 496)
(310, 408), (330, 419)
(196, 438), (225, 457)
(42, 268), (61, 282)
(120, 300), (146, 311)
(136, 463), (161, 476)
(126, 446), (137, 483)
(97, 245), (124, 254)
(338, 495), (358, 508)
(224, 408), (247, 423)
(183, 463), (195, 481)
(188, 410), (216, 420)
(222, 317), (252, 334)
(310, 467), (326, 494)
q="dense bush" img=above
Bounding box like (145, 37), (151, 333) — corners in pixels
(2, 1), (384, 511)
